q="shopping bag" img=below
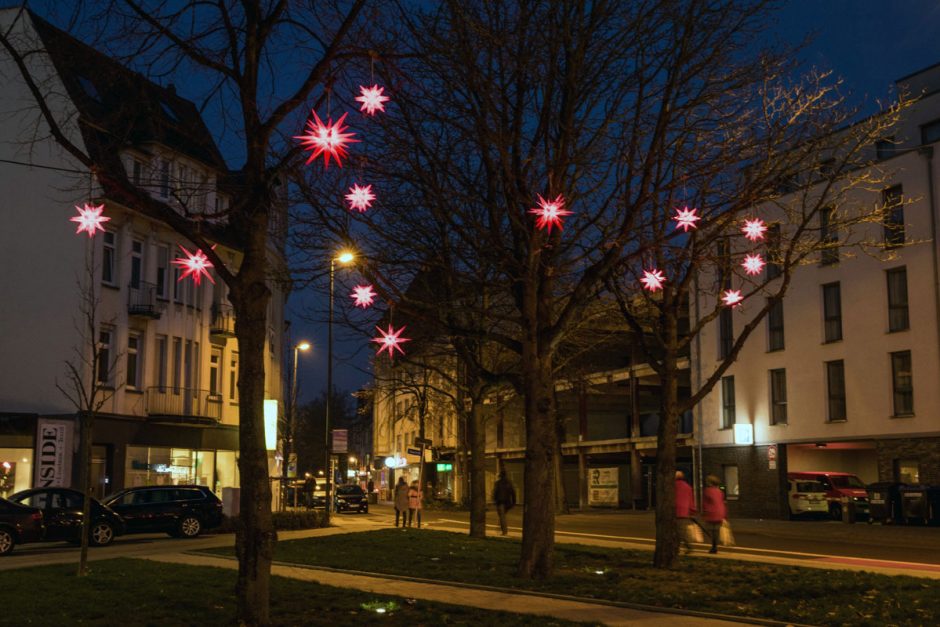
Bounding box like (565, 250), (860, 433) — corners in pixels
(719, 520), (735, 546)
(687, 520), (704, 544)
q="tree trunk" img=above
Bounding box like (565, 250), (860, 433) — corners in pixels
(518, 349), (556, 579)
(553, 408), (569, 515)
(77, 410), (92, 576)
(653, 341), (681, 569)
(467, 397), (487, 538)
(231, 222), (274, 627)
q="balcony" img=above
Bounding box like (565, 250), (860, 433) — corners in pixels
(128, 282), (164, 319)
(146, 387), (222, 424)
(210, 303), (236, 340)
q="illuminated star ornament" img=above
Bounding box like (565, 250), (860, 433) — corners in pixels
(351, 284), (377, 308)
(640, 269), (666, 292)
(722, 289), (744, 307)
(741, 254), (765, 276)
(295, 110), (358, 168)
(372, 324), (410, 359)
(741, 218), (767, 241)
(355, 84), (390, 116)
(346, 183), (376, 212)
(172, 245), (215, 286)
(529, 194), (572, 233)
(672, 206), (700, 232)
(70, 203), (110, 237)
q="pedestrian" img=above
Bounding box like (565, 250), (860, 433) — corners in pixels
(407, 480), (423, 528)
(367, 478), (375, 494)
(702, 474), (727, 554)
(675, 470), (697, 553)
(303, 473), (316, 509)
(393, 476), (409, 528)
(492, 470), (516, 536)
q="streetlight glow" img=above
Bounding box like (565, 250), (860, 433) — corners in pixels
(336, 251), (355, 264)
(296, 341), (311, 351)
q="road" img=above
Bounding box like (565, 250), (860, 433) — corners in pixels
(4, 504), (940, 576)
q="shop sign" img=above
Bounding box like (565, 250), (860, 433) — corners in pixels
(384, 455), (407, 469)
(733, 423), (754, 446)
(263, 400), (278, 451)
(436, 463), (453, 472)
(588, 467), (618, 507)
(332, 429), (348, 454)
(34, 419), (73, 488)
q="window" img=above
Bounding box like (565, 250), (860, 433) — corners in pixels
(770, 369), (787, 425)
(883, 185), (904, 248)
(130, 239), (143, 290)
(209, 348), (222, 397)
(765, 223), (782, 280)
(723, 465), (739, 499)
(819, 206), (838, 265)
(767, 299), (784, 351)
(159, 160), (170, 198)
(102, 231), (116, 285)
(228, 352), (239, 402)
(721, 376), (736, 429)
(886, 267), (909, 332)
(922, 119), (940, 145)
(132, 159), (144, 186)
(716, 238), (731, 290)
(891, 350), (913, 416)
(156, 335), (168, 392)
(127, 332), (142, 389)
(156, 245), (169, 299)
(97, 329), (113, 385)
(173, 251), (184, 303)
(822, 282), (842, 342)
(894, 459), (919, 484)
(875, 137), (895, 160)
(172, 337), (182, 394)
(718, 308), (733, 360)
(826, 360), (846, 422)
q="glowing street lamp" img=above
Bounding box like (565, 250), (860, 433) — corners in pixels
(285, 340), (311, 487)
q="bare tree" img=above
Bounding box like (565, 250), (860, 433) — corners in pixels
(1, 3), (366, 623)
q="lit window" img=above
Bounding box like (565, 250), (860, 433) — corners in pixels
(723, 465), (739, 499)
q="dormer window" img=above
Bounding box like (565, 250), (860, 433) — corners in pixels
(76, 75), (101, 103)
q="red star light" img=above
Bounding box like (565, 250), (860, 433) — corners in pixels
(672, 206), (700, 232)
(741, 253), (765, 276)
(640, 269), (666, 292)
(172, 245), (215, 286)
(295, 110), (358, 168)
(355, 84), (390, 116)
(372, 324), (410, 359)
(70, 203), (110, 237)
(741, 218), (767, 241)
(346, 183), (376, 212)
(529, 194), (572, 233)
(351, 284), (377, 308)
(722, 289), (744, 307)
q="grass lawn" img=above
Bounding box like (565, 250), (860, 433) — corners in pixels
(0, 558), (585, 626)
(214, 528), (940, 627)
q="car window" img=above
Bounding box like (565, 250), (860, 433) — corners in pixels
(176, 489), (202, 501)
(818, 477), (832, 489)
(17, 493), (50, 509)
(830, 476), (865, 489)
(53, 492), (83, 509)
(337, 485), (363, 495)
(796, 481), (825, 493)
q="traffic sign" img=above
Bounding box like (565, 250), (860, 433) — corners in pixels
(406, 447), (421, 456)
(414, 437), (432, 447)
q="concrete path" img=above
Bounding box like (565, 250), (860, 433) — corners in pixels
(141, 551), (752, 626)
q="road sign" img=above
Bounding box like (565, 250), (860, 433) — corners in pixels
(331, 429), (348, 453)
(406, 447), (421, 456)
(414, 437), (432, 447)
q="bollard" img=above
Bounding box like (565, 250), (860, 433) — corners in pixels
(842, 496), (856, 524)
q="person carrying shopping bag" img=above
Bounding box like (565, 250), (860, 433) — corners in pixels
(703, 474), (728, 554)
(407, 480), (423, 528)
(393, 476), (410, 528)
(675, 470), (698, 553)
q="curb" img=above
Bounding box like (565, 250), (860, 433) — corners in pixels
(187, 551), (809, 627)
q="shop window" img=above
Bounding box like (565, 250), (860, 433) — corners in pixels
(894, 459), (919, 484)
(0, 449), (33, 498)
(723, 465), (739, 499)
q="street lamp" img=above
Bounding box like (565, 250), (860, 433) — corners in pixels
(287, 341), (311, 484)
(326, 249), (355, 517)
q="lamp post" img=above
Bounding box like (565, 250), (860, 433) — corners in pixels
(287, 341), (311, 484)
(326, 250), (355, 519)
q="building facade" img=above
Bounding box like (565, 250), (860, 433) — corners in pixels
(696, 63), (940, 518)
(0, 10), (287, 500)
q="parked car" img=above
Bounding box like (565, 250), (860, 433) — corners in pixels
(103, 485), (223, 538)
(0, 497), (44, 555)
(787, 471), (870, 520)
(8, 488), (123, 546)
(787, 479), (829, 518)
(333, 484), (369, 514)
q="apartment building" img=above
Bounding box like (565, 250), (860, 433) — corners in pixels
(0, 10), (287, 499)
(696, 62), (940, 518)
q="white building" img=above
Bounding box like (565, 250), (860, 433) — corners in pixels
(696, 62), (940, 518)
(0, 9), (287, 499)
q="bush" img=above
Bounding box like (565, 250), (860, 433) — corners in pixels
(214, 510), (328, 534)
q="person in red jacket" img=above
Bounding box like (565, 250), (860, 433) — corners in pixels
(702, 474), (727, 554)
(675, 470), (697, 553)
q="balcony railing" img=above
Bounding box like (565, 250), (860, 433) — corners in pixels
(128, 281), (164, 319)
(210, 303), (236, 338)
(146, 387), (223, 422)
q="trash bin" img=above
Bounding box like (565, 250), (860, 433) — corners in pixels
(867, 482), (905, 524)
(899, 485), (930, 525)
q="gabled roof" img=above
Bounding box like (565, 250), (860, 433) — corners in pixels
(28, 10), (226, 171)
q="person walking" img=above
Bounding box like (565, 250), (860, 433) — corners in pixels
(492, 470), (516, 536)
(393, 476), (409, 528)
(407, 480), (423, 528)
(675, 470), (697, 553)
(702, 474), (727, 554)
